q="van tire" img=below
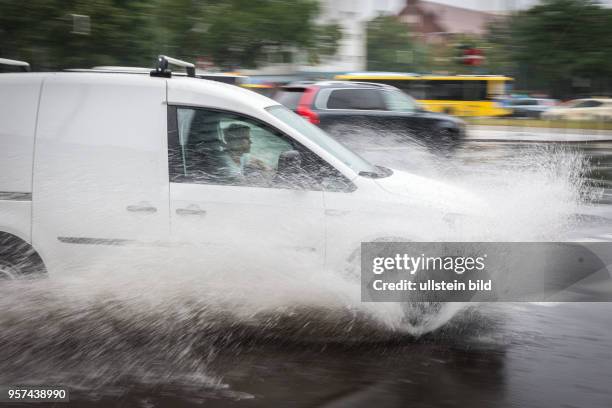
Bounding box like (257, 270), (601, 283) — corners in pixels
(0, 233), (47, 280)
(343, 237), (412, 281)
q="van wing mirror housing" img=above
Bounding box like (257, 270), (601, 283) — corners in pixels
(274, 150), (316, 189)
(276, 150), (302, 175)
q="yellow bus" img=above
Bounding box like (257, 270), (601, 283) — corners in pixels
(334, 73), (513, 117)
(240, 83), (276, 98)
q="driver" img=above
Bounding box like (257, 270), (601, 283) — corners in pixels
(223, 124), (271, 175)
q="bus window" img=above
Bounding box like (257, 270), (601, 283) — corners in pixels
(424, 80), (487, 101)
(426, 81), (463, 100)
(464, 81), (488, 100)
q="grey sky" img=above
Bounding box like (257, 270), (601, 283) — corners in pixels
(428, 0), (612, 11)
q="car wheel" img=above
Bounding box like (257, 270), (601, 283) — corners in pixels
(342, 237), (412, 282)
(434, 128), (461, 154)
(0, 259), (20, 280)
(342, 238), (465, 333)
(0, 234), (46, 280)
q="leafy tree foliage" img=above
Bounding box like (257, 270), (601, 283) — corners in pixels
(188, 0), (340, 69)
(366, 15), (427, 72)
(0, 0), (341, 70)
(489, 0), (612, 98)
(0, 0), (157, 69)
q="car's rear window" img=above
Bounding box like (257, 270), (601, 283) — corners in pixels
(274, 88), (305, 110)
(327, 89), (386, 110)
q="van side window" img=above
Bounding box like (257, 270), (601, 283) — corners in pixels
(167, 106), (353, 191)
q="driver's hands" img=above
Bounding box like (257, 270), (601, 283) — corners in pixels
(248, 158), (271, 171)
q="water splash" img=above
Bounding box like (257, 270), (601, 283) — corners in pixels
(0, 130), (601, 397)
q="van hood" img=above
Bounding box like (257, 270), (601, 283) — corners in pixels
(374, 168), (486, 216)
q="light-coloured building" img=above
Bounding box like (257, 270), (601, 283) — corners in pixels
(398, 0), (501, 43)
(301, 0), (406, 73)
(244, 0), (404, 77)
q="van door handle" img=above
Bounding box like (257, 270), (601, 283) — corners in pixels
(176, 205), (207, 216)
(126, 203), (157, 213)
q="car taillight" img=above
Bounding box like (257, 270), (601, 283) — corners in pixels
(296, 105), (320, 124)
(296, 86), (320, 125)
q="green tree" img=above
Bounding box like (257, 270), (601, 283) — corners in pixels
(0, 0), (157, 70)
(0, 0), (341, 71)
(366, 15), (427, 72)
(489, 0), (612, 98)
(191, 0), (341, 69)
(426, 33), (515, 75)
(307, 22), (343, 65)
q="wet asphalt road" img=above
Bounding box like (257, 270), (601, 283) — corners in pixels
(2, 127), (612, 408)
(6, 303), (610, 408)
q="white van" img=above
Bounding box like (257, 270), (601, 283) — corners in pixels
(0, 56), (480, 280)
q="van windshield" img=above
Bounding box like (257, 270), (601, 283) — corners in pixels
(265, 105), (384, 177)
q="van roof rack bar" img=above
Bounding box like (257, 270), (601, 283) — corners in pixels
(0, 58), (31, 72)
(150, 55), (195, 78)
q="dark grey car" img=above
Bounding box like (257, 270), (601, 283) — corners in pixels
(273, 81), (466, 150)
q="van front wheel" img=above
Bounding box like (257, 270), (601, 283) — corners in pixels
(0, 233), (47, 280)
(0, 260), (20, 280)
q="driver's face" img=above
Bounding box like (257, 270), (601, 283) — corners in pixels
(233, 137), (251, 154)
(227, 130), (251, 154)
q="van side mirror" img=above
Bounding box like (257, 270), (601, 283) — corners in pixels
(274, 150), (314, 189)
(277, 150), (302, 175)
